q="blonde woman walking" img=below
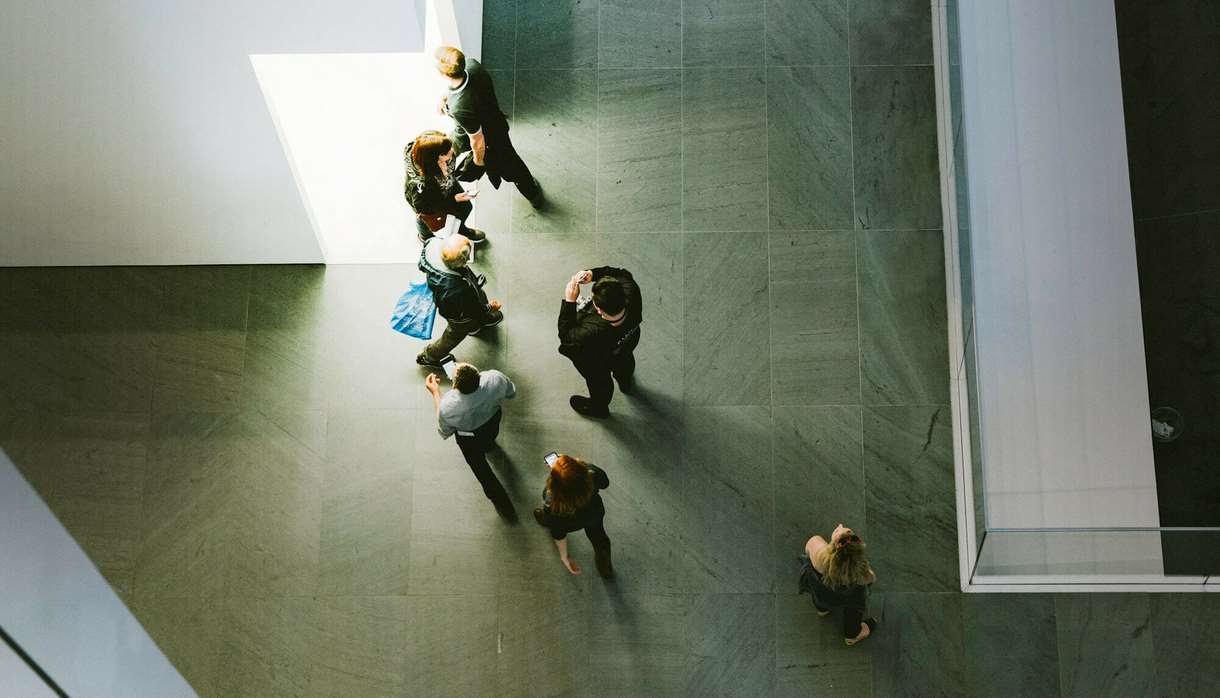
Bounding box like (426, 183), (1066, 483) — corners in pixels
(800, 524), (878, 646)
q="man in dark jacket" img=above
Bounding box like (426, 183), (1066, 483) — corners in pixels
(417, 234), (503, 367)
(557, 266), (642, 417)
(434, 45), (543, 208)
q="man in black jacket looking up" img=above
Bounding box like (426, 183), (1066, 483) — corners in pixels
(558, 266), (642, 418)
(417, 233), (503, 367)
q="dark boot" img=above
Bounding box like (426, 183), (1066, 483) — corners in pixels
(594, 544), (614, 579)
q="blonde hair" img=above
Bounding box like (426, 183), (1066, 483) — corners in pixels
(435, 46), (466, 78)
(440, 235), (470, 269)
(815, 533), (872, 590)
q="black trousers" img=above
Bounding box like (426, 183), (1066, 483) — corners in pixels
(582, 521), (614, 578)
(416, 199), (474, 239)
(454, 409), (511, 508)
(483, 136), (539, 199)
(576, 349), (637, 409)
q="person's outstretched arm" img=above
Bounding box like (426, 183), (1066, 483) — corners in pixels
(553, 537), (581, 575)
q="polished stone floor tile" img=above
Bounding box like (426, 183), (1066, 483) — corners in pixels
(775, 592), (871, 697)
(766, 0), (848, 67)
(405, 594), (499, 696)
(1055, 594), (1155, 697)
(871, 592), (966, 697)
(769, 231), (859, 404)
(683, 0), (765, 67)
(858, 229), (949, 405)
(511, 70), (598, 234)
(599, 0), (681, 68)
(305, 596), (411, 697)
(851, 66), (941, 230)
(128, 596), (220, 697)
(850, 0), (933, 66)
(772, 405), (863, 586)
(480, 0), (516, 70)
(964, 594), (1061, 697)
(319, 410), (413, 595)
(1151, 594), (1220, 696)
(135, 412), (241, 599)
(686, 593), (776, 695)
(768, 67), (853, 230)
(681, 406), (773, 592)
(682, 67), (768, 232)
(152, 266), (251, 414)
(683, 233), (771, 405)
(212, 596), (317, 698)
(515, 0), (599, 70)
(863, 405), (956, 591)
(222, 408), (324, 597)
(497, 591), (592, 696)
(588, 590), (690, 695)
(596, 68), (682, 232)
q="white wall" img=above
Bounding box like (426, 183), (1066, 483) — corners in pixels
(0, 450), (194, 697)
(250, 0), (484, 263)
(957, 0), (1159, 534)
(0, 0), (423, 266)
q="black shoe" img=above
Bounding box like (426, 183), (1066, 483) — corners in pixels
(526, 180), (545, 210)
(465, 227), (487, 243)
(416, 352), (454, 368)
(616, 376), (635, 394)
(570, 395), (609, 418)
(494, 499), (517, 521)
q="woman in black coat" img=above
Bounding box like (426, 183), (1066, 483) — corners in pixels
(533, 454), (614, 579)
(403, 130), (485, 243)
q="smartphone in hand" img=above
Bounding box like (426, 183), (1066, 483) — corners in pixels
(544, 451), (559, 468)
(441, 356), (457, 381)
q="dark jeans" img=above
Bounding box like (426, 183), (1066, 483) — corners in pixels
(416, 199), (475, 240)
(454, 409), (510, 508)
(576, 350), (637, 409)
(579, 521), (614, 578)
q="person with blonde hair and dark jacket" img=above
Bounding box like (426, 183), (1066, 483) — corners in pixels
(800, 523), (879, 646)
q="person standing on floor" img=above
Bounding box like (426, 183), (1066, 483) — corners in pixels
(557, 266), (643, 418)
(404, 130), (486, 244)
(533, 455), (614, 578)
(433, 45), (544, 208)
(424, 363), (516, 518)
(416, 234), (503, 367)
(800, 523), (879, 646)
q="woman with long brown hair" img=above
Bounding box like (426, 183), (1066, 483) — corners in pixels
(403, 129), (485, 244)
(533, 454), (614, 578)
(800, 523), (878, 646)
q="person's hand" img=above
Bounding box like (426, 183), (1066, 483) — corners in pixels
(564, 271), (586, 302)
(455, 191), (476, 203)
(561, 557), (582, 575)
(577, 270), (592, 284)
(424, 373), (441, 393)
(832, 523), (849, 542)
(437, 94), (449, 115)
(488, 299), (502, 312)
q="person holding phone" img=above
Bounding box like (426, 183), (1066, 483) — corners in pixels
(557, 266), (643, 418)
(404, 129), (487, 244)
(800, 524), (878, 646)
(424, 362), (516, 518)
(533, 454), (613, 578)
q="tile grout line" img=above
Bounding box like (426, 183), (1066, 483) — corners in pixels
(847, 0), (869, 538)
(762, 0), (780, 669)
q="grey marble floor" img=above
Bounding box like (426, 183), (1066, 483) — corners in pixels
(1, 1), (1217, 696)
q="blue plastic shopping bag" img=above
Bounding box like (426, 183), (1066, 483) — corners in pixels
(390, 281), (437, 340)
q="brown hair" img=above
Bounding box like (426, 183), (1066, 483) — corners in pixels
(435, 46), (466, 79)
(816, 532), (873, 590)
(410, 130), (452, 181)
(545, 455), (595, 516)
(453, 363), (480, 394)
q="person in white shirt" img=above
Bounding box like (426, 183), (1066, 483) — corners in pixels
(424, 363), (516, 517)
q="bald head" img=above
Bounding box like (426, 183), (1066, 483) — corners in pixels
(441, 234), (471, 270)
